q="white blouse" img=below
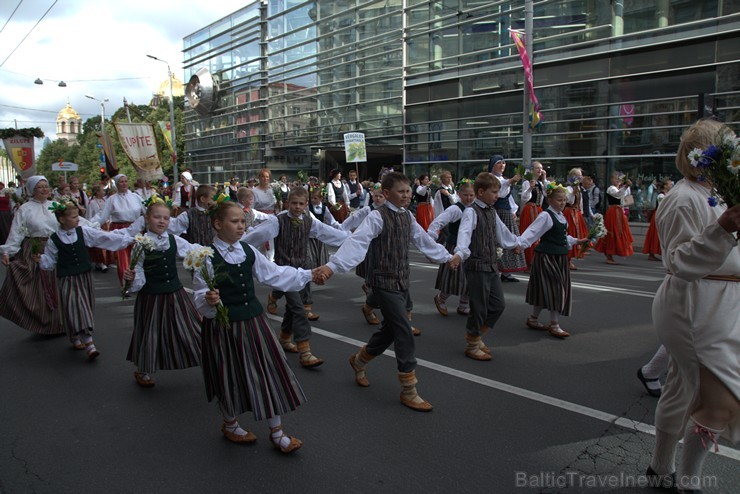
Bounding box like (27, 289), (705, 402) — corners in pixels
(518, 208), (579, 250)
(91, 191), (145, 224)
(39, 226), (133, 271)
(127, 232), (201, 293)
(252, 187), (277, 213)
(1, 199), (60, 256)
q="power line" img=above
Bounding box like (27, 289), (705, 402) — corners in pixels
(0, 102), (94, 116)
(0, 0), (24, 36)
(0, 67), (151, 84)
(0, 0), (58, 68)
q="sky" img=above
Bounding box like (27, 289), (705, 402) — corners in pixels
(0, 0), (248, 142)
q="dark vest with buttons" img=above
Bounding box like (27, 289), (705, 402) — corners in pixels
(347, 181), (360, 208)
(184, 208), (214, 246)
(51, 227), (92, 278)
(535, 210), (569, 255)
(464, 203), (498, 273)
(212, 243), (262, 321)
(528, 182), (544, 206)
(311, 203), (327, 223)
(274, 213), (313, 268)
(365, 205), (411, 291)
(140, 235), (183, 294)
(607, 189), (622, 205)
(440, 185), (455, 210)
(445, 202), (466, 248)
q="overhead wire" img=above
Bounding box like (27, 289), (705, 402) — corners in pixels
(0, 0), (24, 36)
(0, 0), (58, 68)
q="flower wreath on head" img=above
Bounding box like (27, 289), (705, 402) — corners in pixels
(456, 178), (473, 189)
(309, 185), (325, 197)
(546, 182), (568, 196)
(143, 193), (173, 209)
(372, 182), (381, 191)
(687, 127), (740, 207)
(48, 199), (77, 213)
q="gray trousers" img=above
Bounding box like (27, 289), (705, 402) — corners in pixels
(365, 288), (416, 373)
(273, 288), (312, 342)
(465, 270), (505, 336)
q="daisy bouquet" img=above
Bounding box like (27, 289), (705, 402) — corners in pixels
(122, 234), (156, 299)
(581, 213), (607, 255)
(688, 127), (740, 208)
(183, 247), (230, 328)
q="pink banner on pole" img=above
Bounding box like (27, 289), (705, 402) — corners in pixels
(510, 28), (543, 129)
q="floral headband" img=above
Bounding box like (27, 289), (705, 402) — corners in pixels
(310, 185), (325, 197)
(48, 200), (77, 213)
(456, 178), (473, 189)
(212, 192), (231, 205)
(143, 194), (173, 209)
(546, 182), (568, 196)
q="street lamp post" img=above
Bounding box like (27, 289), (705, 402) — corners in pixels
(85, 94), (109, 179)
(147, 54), (178, 181)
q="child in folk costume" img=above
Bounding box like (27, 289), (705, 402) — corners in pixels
(168, 184), (217, 245)
(454, 172), (523, 361)
(432, 170), (458, 217)
(38, 200), (133, 358)
(122, 196), (203, 388)
(413, 174), (434, 231)
(595, 173), (634, 264)
(315, 172), (457, 411)
(345, 169), (364, 211)
(245, 187), (348, 368)
(86, 184), (113, 272)
(564, 167), (589, 270)
(194, 200), (311, 451)
(428, 179), (475, 317)
(326, 169), (351, 223)
(642, 179), (673, 261)
(518, 184), (589, 339)
(519, 161), (548, 269)
(488, 155), (527, 281)
(236, 187), (271, 230)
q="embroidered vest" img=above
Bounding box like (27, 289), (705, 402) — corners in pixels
(184, 208), (214, 245)
(274, 213), (313, 268)
(347, 181), (360, 208)
(51, 227), (92, 278)
(140, 235), (183, 294)
(365, 206), (411, 291)
(464, 203), (498, 273)
(212, 244), (263, 321)
(535, 210), (569, 255)
(445, 203), (466, 247)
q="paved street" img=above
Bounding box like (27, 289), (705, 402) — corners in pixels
(1, 249), (738, 493)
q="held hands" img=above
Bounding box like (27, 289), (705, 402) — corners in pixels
(447, 254), (461, 270)
(312, 265), (334, 285)
(122, 268), (136, 281)
(2, 253), (9, 266)
(31, 253), (41, 263)
(717, 204), (740, 234)
(576, 237), (590, 246)
(205, 289), (220, 306)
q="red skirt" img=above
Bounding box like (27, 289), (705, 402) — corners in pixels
(595, 205), (634, 257)
(415, 203), (434, 231)
(110, 222), (133, 287)
(330, 202), (349, 223)
(642, 213), (661, 256)
(564, 206), (588, 259)
(519, 202), (542, 267)
(88, 222), (113, 266)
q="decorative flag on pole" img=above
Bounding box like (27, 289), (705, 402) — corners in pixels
(115, 123), (163, 181)
(158, 121), (175, 156)
(509, 28), (543, 129)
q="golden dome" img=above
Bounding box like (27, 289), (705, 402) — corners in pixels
(57, 100), (81, 121)
(156, 75), (185, 98)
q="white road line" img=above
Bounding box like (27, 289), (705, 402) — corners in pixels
(264, 313), (740, 461)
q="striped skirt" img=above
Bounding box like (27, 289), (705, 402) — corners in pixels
(435, 242), (467, 296)
(201, 314), (307, 421)
(525, 252), (572, 316)
(0, 237), (64, 335)
(0, 210), (12, 245)
(59, 271), (95, 338)
(564, 206), (589, 260)
(595, 205), (634, 257)
(519, 202), (542, 267)
(495, 209), (528, 272)
(307, 237), (328, 269)
(127, 289), (202, 373)
(330, 202), (350, 223)
(110, 222), (133, 287)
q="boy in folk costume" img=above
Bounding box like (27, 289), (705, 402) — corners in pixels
(245, 187), (348, 368)
(168, 185), (216, 245)
(488, 154), (527, 281)
(314, 172), (458, 411)
(454, 172), (523, 361)
(235, 187), (271, 230)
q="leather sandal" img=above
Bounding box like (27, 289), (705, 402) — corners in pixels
(349, 354), (369, 387)
(361, 304), (380, 325)
(547, 324), (571, 339)
(266, 293), (278, 315)
(85, 344), (100, 360)
(278, 333), (298, 353)
(433, 294), (448, 316)
(525, 316), (547, 330)
(269, 426), (302, 454)
(221, 423), (257, 444)
(134, 371), (155, 388)
(71, 339), (85, 350)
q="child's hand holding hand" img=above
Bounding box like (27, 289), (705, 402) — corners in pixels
(122, 268), (136, 281)
(205, 289), (220, 306)
(312, 265), (333, 284)
(2, 253), (9, 266)
(447, 254), (461, 270)
(31, 253), (41, 263)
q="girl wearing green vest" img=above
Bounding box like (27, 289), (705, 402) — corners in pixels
(38, 200), (133, 359)
(518, 185), (589, 339)
(122, 198), (203, 387)
(194, 200), (312, 453)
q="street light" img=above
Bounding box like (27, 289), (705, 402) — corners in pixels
(146, 54), (178, 181)
(34, 77), (67, 87)
(85, 94), (109, 137)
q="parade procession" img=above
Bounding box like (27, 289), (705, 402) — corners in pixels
(1, 1), (739, 493)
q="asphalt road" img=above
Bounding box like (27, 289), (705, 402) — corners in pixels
(1, 249), (738, 494)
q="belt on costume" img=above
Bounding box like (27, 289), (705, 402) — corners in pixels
(667, 272), (740, 282)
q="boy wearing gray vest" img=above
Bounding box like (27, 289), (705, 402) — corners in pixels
(316, 172), (459, 412)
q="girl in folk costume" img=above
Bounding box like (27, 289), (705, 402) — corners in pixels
(488, 155), (527, 280)
(252, 168), (278, 260)
(277, 175), (290, 211)
(122, 196), (202, 388)
(428, 179), (475, 317)
(236, 187), (271, 230)
(0, 176), (65, 335)
(90, 174), (145, 285)
(227, 177), (240, 202)
(86, 184), (113, 271)
(172, 171), (197, 212)
(518, 184), (589, 339)
(413, 174), (434, 231)
(519, 161), (548, 269)
(168, 185), (217, 246)
(38, 200), (133, 359)
(642, 179), (673, 261)
(595, 172), (634, 265)
(345, 169), (363, 210)
(564, 167), (589, 270)
(326, 169), (350, 223)
(0, 182), (15, 245)
(194, 200), (310, 451)
(67, 176), (88, 216)
(432, 170), (458, 217)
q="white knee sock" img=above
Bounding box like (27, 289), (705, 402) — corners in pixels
(267, 416), (291, 449)
(438, 292), (449, 302)
(532, 305), (543, 318)
(642, 345), (669, 380)
(678, 418), (722, 490)
(549, 311), (559, 325)
(650, 428), (680, 475)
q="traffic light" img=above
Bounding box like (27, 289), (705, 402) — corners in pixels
(100, 166), (106, 180)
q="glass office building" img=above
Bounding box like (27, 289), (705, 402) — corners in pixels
(183, 0), (739, 217)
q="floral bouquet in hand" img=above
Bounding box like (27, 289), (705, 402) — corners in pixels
(514, 164), (533, 181)
(122, 234), (156, 299)
(580, 213), (607, 255)
(688, 127), (740, 208)
(183, 247), (230, 328)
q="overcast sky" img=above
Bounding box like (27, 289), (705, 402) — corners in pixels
(0, 0), (248, 142)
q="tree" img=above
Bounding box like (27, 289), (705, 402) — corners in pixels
(36, 140), (80, 186)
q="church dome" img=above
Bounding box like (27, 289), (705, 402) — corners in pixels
(57, 101), (81, 121)
(156, 75), (185, 98)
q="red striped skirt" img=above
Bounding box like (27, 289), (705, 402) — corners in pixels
(58, 271), (95, 339)
(110, 222), (133, 286)
(564, 206), (589, 259)
(519, 202), (542, 266)
(525, 252), (572, 316)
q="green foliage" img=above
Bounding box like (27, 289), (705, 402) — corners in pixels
(0, 127), (44, 139)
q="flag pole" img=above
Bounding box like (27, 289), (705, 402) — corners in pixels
(522, 0), (533, 168)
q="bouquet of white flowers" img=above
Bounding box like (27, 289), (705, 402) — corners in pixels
(122, 234), (156, 299)
(183, 247), (230, 328)
(581, 213), (607, 255)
